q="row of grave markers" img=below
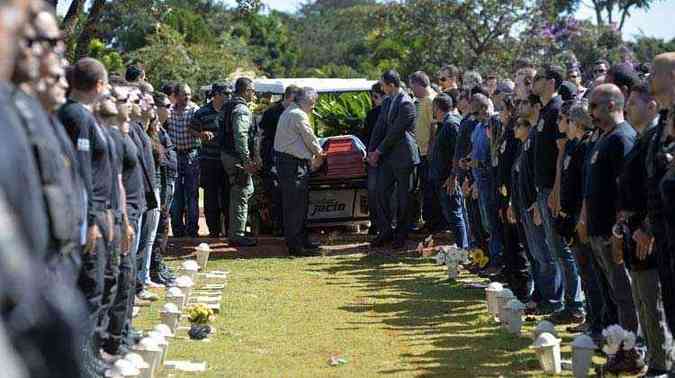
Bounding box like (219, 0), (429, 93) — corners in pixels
(106, 243), (225, 377)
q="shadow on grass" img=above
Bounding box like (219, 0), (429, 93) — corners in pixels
(308, 253), (537, 376)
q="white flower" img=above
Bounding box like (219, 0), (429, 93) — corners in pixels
(622, 332), (636, 350)
(603, 344), (619, 355)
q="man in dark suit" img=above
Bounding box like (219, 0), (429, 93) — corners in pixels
(367, 70), (420, 249)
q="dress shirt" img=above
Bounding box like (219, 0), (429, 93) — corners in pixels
(273, 103), (323, 160)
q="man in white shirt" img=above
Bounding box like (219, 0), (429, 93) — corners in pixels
(274, 87), (325, 256)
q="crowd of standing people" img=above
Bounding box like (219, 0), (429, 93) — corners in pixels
(1, 0), (675, 377)
(359, 57), (675, 375)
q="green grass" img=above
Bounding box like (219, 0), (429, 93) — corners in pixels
(137, 252), (604, 377)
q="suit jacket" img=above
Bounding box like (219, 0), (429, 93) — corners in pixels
(368, 90), (420, 169)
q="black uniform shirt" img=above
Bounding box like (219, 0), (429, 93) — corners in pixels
(584, 121), (636, 237)
(0, 83), (49, 256)
(534, 95), (564, 190)
(559, 137), (589, 219)
(58, 99), (111, 224)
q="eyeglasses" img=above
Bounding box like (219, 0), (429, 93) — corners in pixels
(439, 77), (449, 82)
(594, 69), (607, 74)
(568, 74), (579, 79)
(158, 103), (171, 109)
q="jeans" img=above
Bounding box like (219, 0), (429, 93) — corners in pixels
(123, 214), (143, 346)
(137, 189), (160, 287)
(473, 167), (502, 264)
(537, 188), (584, 311)
(221, 153), (254, 239)
(276, 152), (310, 250)
(520, 206), (562, 310)
(589, 235), (638, 333)
(171, 150), (200, 237)
(200, 158), (229, 237)
(434, 179), (469, 249)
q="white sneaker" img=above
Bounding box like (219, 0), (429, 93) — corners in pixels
(145, 280), (164, 289)
(138, 290), (159, 301)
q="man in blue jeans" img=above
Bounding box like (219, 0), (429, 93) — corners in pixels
(429, 93), (468, 248)
(470, 93), (502, 271)
(166, 84), (200, 238)
(531, 65), (585, 320)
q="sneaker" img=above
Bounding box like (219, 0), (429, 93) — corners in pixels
(145, 280), (164, 289)
(566, 321), (590, 333)
(549, 309), (585, 325)
(137, 290), (158, 301)
(134, 297), (151, 307)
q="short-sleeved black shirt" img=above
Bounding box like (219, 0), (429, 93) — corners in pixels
(534, 95), (564, 190)
(115, 128), (145, 220)
(559, 137), (589, 219)
(584, 122), (636, 237)
(191, 101), (223, 161)
(58, 99), (111, 224)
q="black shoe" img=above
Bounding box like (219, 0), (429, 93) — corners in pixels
(303, 240), (321, 251)
(370, 233), (392, 248)
(392, 238), (406, 250)
(549, 308), (585, 325)
(289, 248), (319, 257)
(208, 233), (221, 238)
(230, 236), (257, 247)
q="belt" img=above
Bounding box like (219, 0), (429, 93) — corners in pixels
(177, 148), (198, 155)
(275, 151), (310, 163)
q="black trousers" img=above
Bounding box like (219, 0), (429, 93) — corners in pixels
(376, 160), (415, 240)
(77, 212), (107, 345)
(261, 166), (283, 233)
(97, 221), (121, 346)
(104, 246), (133, 353)
(276, 152), (310, 250)
(654, 224), (675, 334)
(500, 209), (529, 300)
(200, 158), (229, 237)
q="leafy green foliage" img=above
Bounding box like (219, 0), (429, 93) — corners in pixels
(313, 92), (372, 137)
(87, 39), (124, 75)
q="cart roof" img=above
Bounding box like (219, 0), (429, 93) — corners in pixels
(254, 78), (376, 94)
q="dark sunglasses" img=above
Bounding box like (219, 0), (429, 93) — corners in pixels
(594, 69), (607, 74)
(439, 77), (450, 82)
(158, 103), (171, 109)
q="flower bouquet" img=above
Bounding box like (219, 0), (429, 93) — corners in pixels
(187, 304), (215, 340)
(600, 325), (646, 376)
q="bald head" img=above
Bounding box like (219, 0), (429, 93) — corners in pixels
(592, 84), (625, 109)
(650, 52), (675, 107)
(590, 84), (625, 129)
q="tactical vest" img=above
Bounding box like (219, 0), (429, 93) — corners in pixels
(218, 97), (255, 157)
(13, 91), (81, 255)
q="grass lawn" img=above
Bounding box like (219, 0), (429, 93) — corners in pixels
(137, 240), (605, 377)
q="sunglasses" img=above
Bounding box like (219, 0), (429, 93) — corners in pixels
(594, 69), (607, 74)
(158, 103), (171, 109)
(439, 77), (450, 82)
(115, 95), (130, 104)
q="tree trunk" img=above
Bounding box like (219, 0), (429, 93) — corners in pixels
(61, 0), (86, 38)
(73, 0), (107, 60)
(618, 6), (630, 31)
(591, 0), (604, 25)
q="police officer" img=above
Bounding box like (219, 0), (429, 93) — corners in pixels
(634, 52), (675, 339)
(219, 77), (258, 247)
(58, 57), (114, 376)
(191, 83), (231, 238)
